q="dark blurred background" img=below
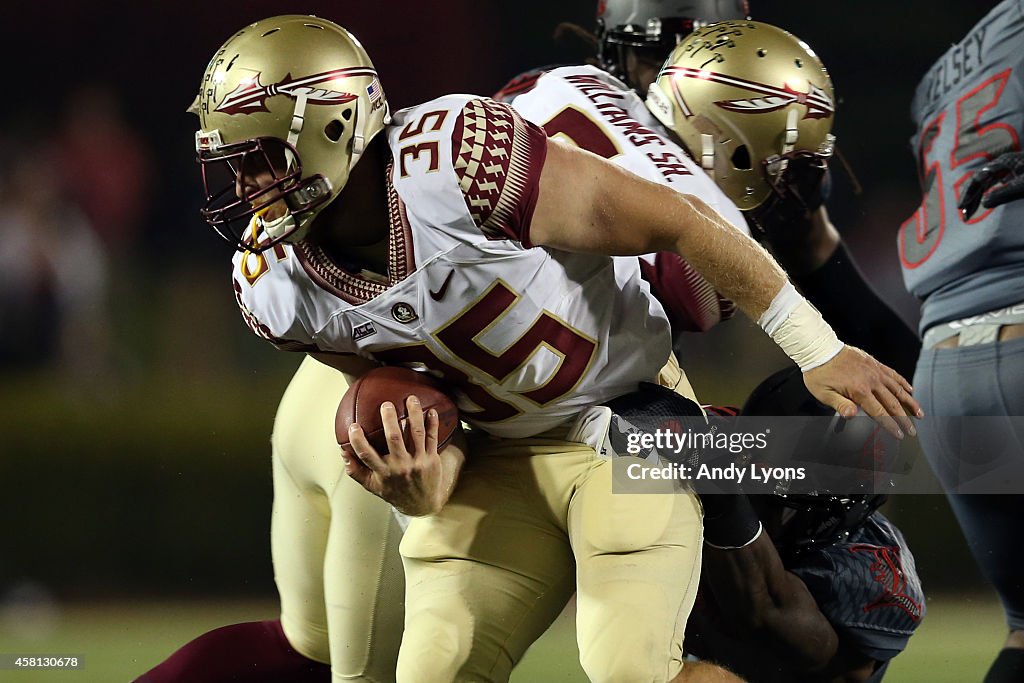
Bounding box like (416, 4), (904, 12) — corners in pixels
(0, 0), (1002, 619)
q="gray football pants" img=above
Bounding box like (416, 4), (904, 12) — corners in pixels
(914, 335), (1024, 631)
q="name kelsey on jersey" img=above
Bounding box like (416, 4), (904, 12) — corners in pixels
(921, 22), (988, 106)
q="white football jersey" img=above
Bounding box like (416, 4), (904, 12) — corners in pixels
(509, 66), (748, 234)
(508, 66), (748, 334)
(232, 95), (673, 438)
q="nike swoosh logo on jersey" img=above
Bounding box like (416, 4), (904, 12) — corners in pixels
(429, 269), (455, 301)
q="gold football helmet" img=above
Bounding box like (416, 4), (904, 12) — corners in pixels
(646, 20), (835, 213)
(190, 15), (391, 251)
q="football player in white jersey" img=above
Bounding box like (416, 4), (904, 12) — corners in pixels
(497, 0), (921, 379)
(501, 20), (928, 682)
(139, 14), (921, 683)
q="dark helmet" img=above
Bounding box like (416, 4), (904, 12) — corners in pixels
(742, 366), (888, 553)
(596, 0), (750, 85)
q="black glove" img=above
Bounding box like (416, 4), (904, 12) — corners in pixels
(958, 150), (1024, 220)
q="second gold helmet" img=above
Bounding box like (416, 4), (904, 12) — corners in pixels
(646, 20), (835, 212)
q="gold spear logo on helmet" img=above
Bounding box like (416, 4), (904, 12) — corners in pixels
(215, 67), (377, 116)
(663, 66), (834, 120)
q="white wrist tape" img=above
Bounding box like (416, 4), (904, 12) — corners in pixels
(758, 282), (844, 372)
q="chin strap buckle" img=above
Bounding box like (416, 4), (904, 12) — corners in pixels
(286, 176), (333, 212)
(700, 134), (715, 171)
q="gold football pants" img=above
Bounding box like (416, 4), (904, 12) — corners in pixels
(397, 435), (703, 683)
(273, 354), (702, 683)
(272, 355), (405, 682)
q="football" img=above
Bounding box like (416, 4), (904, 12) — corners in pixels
(335, 366), (459, 454)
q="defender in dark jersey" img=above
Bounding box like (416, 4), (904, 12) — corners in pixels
(688, 502), (922, 683)
(901, 2), (1024, 681)
(694, 371), (923, 683)
(605, 370), (924, 682)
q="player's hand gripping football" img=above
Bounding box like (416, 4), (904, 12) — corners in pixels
(958, 150), (1024, 219)
(803, 346), (922, 439)
(344, 396), (465, 516)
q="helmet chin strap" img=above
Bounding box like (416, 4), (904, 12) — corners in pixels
(261, 84), (393, 244)
(280, 91), (309, 173)
(352, 94), (367, 164)
(259, 90), (319, 244)
(350, 90), (392, 171)
(775, 108), (801, 178)
(782, 108), (800, 155)
(286, 91), (309, 150)
(700, 134), (715, 171)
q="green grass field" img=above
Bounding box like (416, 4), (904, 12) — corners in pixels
(0, 594), (1007, 682)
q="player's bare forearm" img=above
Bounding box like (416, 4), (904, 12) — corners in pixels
(665, 192), (787, 320)
(532, 139), (922, 431)
(704, 534), (839, 672)
(532, 138), (785, 321)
